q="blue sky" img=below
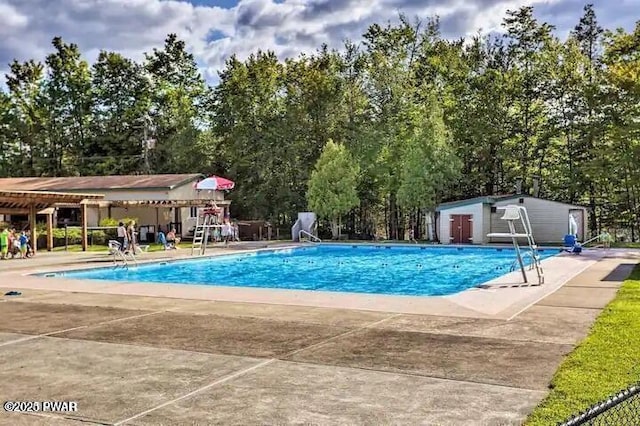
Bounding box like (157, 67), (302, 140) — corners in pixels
(0, 0), (638, 85)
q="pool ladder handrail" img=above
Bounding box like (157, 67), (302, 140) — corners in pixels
(299, 229), (321, 243)
(108, 240), (137, 269)
(510, 250), (538, 272)
(582, 233), (611, 248)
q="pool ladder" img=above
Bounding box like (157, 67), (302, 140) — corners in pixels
(110, 248), (137, 269)
(299, 229), (321, 243)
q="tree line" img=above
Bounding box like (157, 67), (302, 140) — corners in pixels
(0, 5), (639, 240)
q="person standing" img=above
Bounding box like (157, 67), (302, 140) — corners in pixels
(116, 222), (127, 251)
(0, 227), (8, 260)
(221, 219), (231, 245)
(19, 232), (28, 259)
(127, 221), (137, 253)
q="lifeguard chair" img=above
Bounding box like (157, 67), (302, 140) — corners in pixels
(487, 205), (544, 285)
(191, 205), (221, 256)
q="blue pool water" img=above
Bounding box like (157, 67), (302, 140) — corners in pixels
(49, 244), (559, 296)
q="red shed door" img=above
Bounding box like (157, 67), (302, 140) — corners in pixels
(450, 214), (473, 244)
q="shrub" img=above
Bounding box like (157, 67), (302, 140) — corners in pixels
(51, 227), (83, 245)
(89, 230), (107, 245)
(100, 217), (138, 227)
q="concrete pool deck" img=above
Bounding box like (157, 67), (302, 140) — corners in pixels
(0, 244), (638, 425)
(0, 244), (620, 320)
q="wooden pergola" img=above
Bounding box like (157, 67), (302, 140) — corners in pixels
(0, 190), (104, 252)
(107, 200), (232, 208)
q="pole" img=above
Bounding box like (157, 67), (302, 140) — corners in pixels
(143, 123), (150, 174)
(64, 224), (68, 251)
(29, 204), (37, 255)
(47, 213), (53, 251)
(81, 202), (88, 252)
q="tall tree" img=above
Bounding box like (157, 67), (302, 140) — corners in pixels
(572, 3), (605, 232)
(211, 51), (284, 219)
(89, 51), (152, 174)
(0, 89), (15, 176)
(601, 22), (640, 240)
(43, 37), (93, 176)
(502, 6), (555, 194)
(307, 140), (360, 239)
(4, 59), (47, 175)
(397, 94), (460, 237)
(145, 33), (209, 173)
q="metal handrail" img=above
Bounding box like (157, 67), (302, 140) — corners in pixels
(299, 229), (321, 243)
(108, 240), (137, 268)
(582, 233), (611, 247)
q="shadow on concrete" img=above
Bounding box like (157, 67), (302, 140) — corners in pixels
(601, 263), (636, 282)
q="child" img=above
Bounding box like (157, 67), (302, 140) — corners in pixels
(26, 230), (34, 257)
(19, 232), (28, 259)
(11, 231), (21, 258)
(0, 227), (8, 260)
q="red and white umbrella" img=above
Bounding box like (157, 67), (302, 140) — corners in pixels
(195, 175), (235, 191)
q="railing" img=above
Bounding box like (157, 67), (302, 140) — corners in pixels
(582, 233), (611, 248)
(299, 229), (321, 243)
(510, 251), (537, 272)
(108, 240), (137, 268)
(560, 383), (640, 425)
(291, 219), (302, 242)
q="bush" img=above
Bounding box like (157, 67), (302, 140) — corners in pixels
(89, 230), (107, 245)
(51, 227), (82, 245)
(100, 217), (138, 227)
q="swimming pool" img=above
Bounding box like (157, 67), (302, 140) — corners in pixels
(48, 244), (559, 296)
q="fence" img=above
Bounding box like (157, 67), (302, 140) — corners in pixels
(560, 383), (640, 425)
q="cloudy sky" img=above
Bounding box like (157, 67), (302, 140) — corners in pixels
(0, 0), (638, 85)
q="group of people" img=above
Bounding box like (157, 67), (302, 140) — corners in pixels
(115, 221), (138, 253)
(0, 227), (33, 260)
(213, 219), (240, 244)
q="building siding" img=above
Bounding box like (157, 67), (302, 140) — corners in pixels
(83, 186), (228, 238)
(438, 203), (485, 244)
(490, 198), (589, 243)
(438, 196), (589, 245)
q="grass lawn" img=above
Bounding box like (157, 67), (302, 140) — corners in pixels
(525, 264), (640, 425)
(51, 242), (193, 252)
(611, 242), (640, 249)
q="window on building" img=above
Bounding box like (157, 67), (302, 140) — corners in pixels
(190, 207), (198, 218)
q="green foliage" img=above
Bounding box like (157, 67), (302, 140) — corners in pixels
(307, 140), (360, 231)
(397, 95), (461, 211)
(526, 266), (640, 425)
(1, 6), (639, 240)
(99, 217), (138, 227)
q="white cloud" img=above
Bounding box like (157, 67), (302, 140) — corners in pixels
(0, 0), (636, 87)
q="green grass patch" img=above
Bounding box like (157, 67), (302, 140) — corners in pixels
(51, 242), (193, 252)
(611, 242), (640, 249)
(525, 264), (640, 425)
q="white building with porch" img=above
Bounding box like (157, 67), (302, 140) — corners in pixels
(0, 174), (232, 242)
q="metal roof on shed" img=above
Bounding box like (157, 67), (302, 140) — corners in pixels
(0, 174), (204, 192)
(436, 195), (588, 211)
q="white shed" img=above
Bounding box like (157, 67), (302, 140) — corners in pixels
(436, 195), (589, 245)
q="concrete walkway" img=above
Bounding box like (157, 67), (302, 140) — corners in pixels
(0, 250), (637, 425)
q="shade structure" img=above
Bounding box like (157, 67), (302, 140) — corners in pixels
(195, 176), (235, 191)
